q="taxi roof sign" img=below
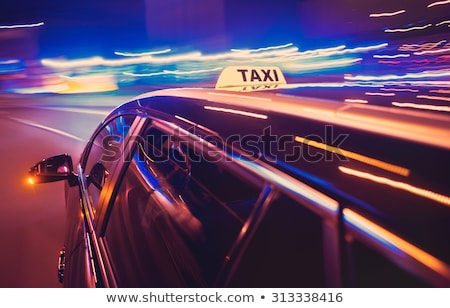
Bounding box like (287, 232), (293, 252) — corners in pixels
(215, 66), (287, 91)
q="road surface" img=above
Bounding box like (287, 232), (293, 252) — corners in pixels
(0, 92), (137, 287)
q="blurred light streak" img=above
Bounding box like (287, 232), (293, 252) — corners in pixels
(427, 0), (450, 8)
(123, 71), (166, 77)
(414, 48), (450, 55)
(345, 69), (450, 81)
(43, 47), (299, 69)
(0, 22), (44, 29)
(280, 82), (362, 88)
(231, 43), (294, 53)
(59, 74), (115, 80)
(123, 67), (222, 77)
(40, 43), (385, 74)
(345, 99), (369, 104)
(242, 44), (385, 63)
(430, 89), (450, 94)
(0, 59), (19, 65)
(289, 45), (347, 59)
(295, 137), (410, 176)
(283, 57), (362, 71)
(56, 74), (118, 93)
(114, 48), (171, 57)
(132, 52), (203, 63)
(365, 92), (395, 96)
(42, 52), (203, 68)
(175, 115), (197, 127)
(385, 24), (432, 33)
(0, 58), (23, 73)
(380, 81), (450, 87)
(381, 88), (419, 92)
(203, 47), (299, 61)
(403, 81), (450, 86)
(352, 81), (450, 88)
(204, 106), (268, 119)
(207, 92), (272, 102)
(9, 117), (84, 142)
(412, 59), (446, 65)
(324, 43), (388, 56)
(417, 95), (450, 102)
(378, 60), (400, 65)
(11, 84), (68, 94)
(38, 106), (110, 116)
(374, 54), (410, 59)
(435, 20), (450, 26)
(42, 56), (103, 68)
(251, 45), (347, 63)
(399, 40), (447, 51)
(392, 102), (450, 112)
(369, 10), (406, 17)
(339, 166), (450, 206)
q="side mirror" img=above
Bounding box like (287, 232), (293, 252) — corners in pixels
(28, 153), (77, 186)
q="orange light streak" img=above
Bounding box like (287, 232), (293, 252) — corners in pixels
(339, 166), (450, 206)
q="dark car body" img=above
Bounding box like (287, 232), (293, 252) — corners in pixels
(29, 67), (450, 288)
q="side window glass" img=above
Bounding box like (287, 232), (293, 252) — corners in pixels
(83, 115), (136, 211)
(102, 124), (264, 286)
(228, 192), (325, 287)
(345, 238), (429, 287)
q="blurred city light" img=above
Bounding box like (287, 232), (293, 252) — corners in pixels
(0, 0), (448, 119)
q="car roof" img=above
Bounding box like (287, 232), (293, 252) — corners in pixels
(127, 86), (450, 151)
(97, 67), (450, 272)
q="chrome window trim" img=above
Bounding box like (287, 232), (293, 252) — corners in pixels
(76, 115), (146, 287)
(150, 117), (343, 287)
(343, 208), (450, 287)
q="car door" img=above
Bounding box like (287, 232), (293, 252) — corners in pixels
(96, 119), (268, 287)
(62, 113), (140, 287)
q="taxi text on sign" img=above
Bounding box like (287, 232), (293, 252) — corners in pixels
(215, 66), (286, 90)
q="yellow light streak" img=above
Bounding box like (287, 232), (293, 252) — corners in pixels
(295, 136), (410, 176)
(339, 166), (450, 206)
(430, 89), (450, 94)
(417, 95), (450, 102)
(392, 102), (450, 112)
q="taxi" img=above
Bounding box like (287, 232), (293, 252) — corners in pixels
(28, 66), (450, 287)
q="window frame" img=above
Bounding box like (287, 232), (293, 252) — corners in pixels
(75, 112), (145, 287)
(95, 114), (342, 287)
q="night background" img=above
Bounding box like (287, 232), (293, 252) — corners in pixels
(2, 0), (449, 55)
(1, 0), (449, 92)
(0, 0), (449, 287)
